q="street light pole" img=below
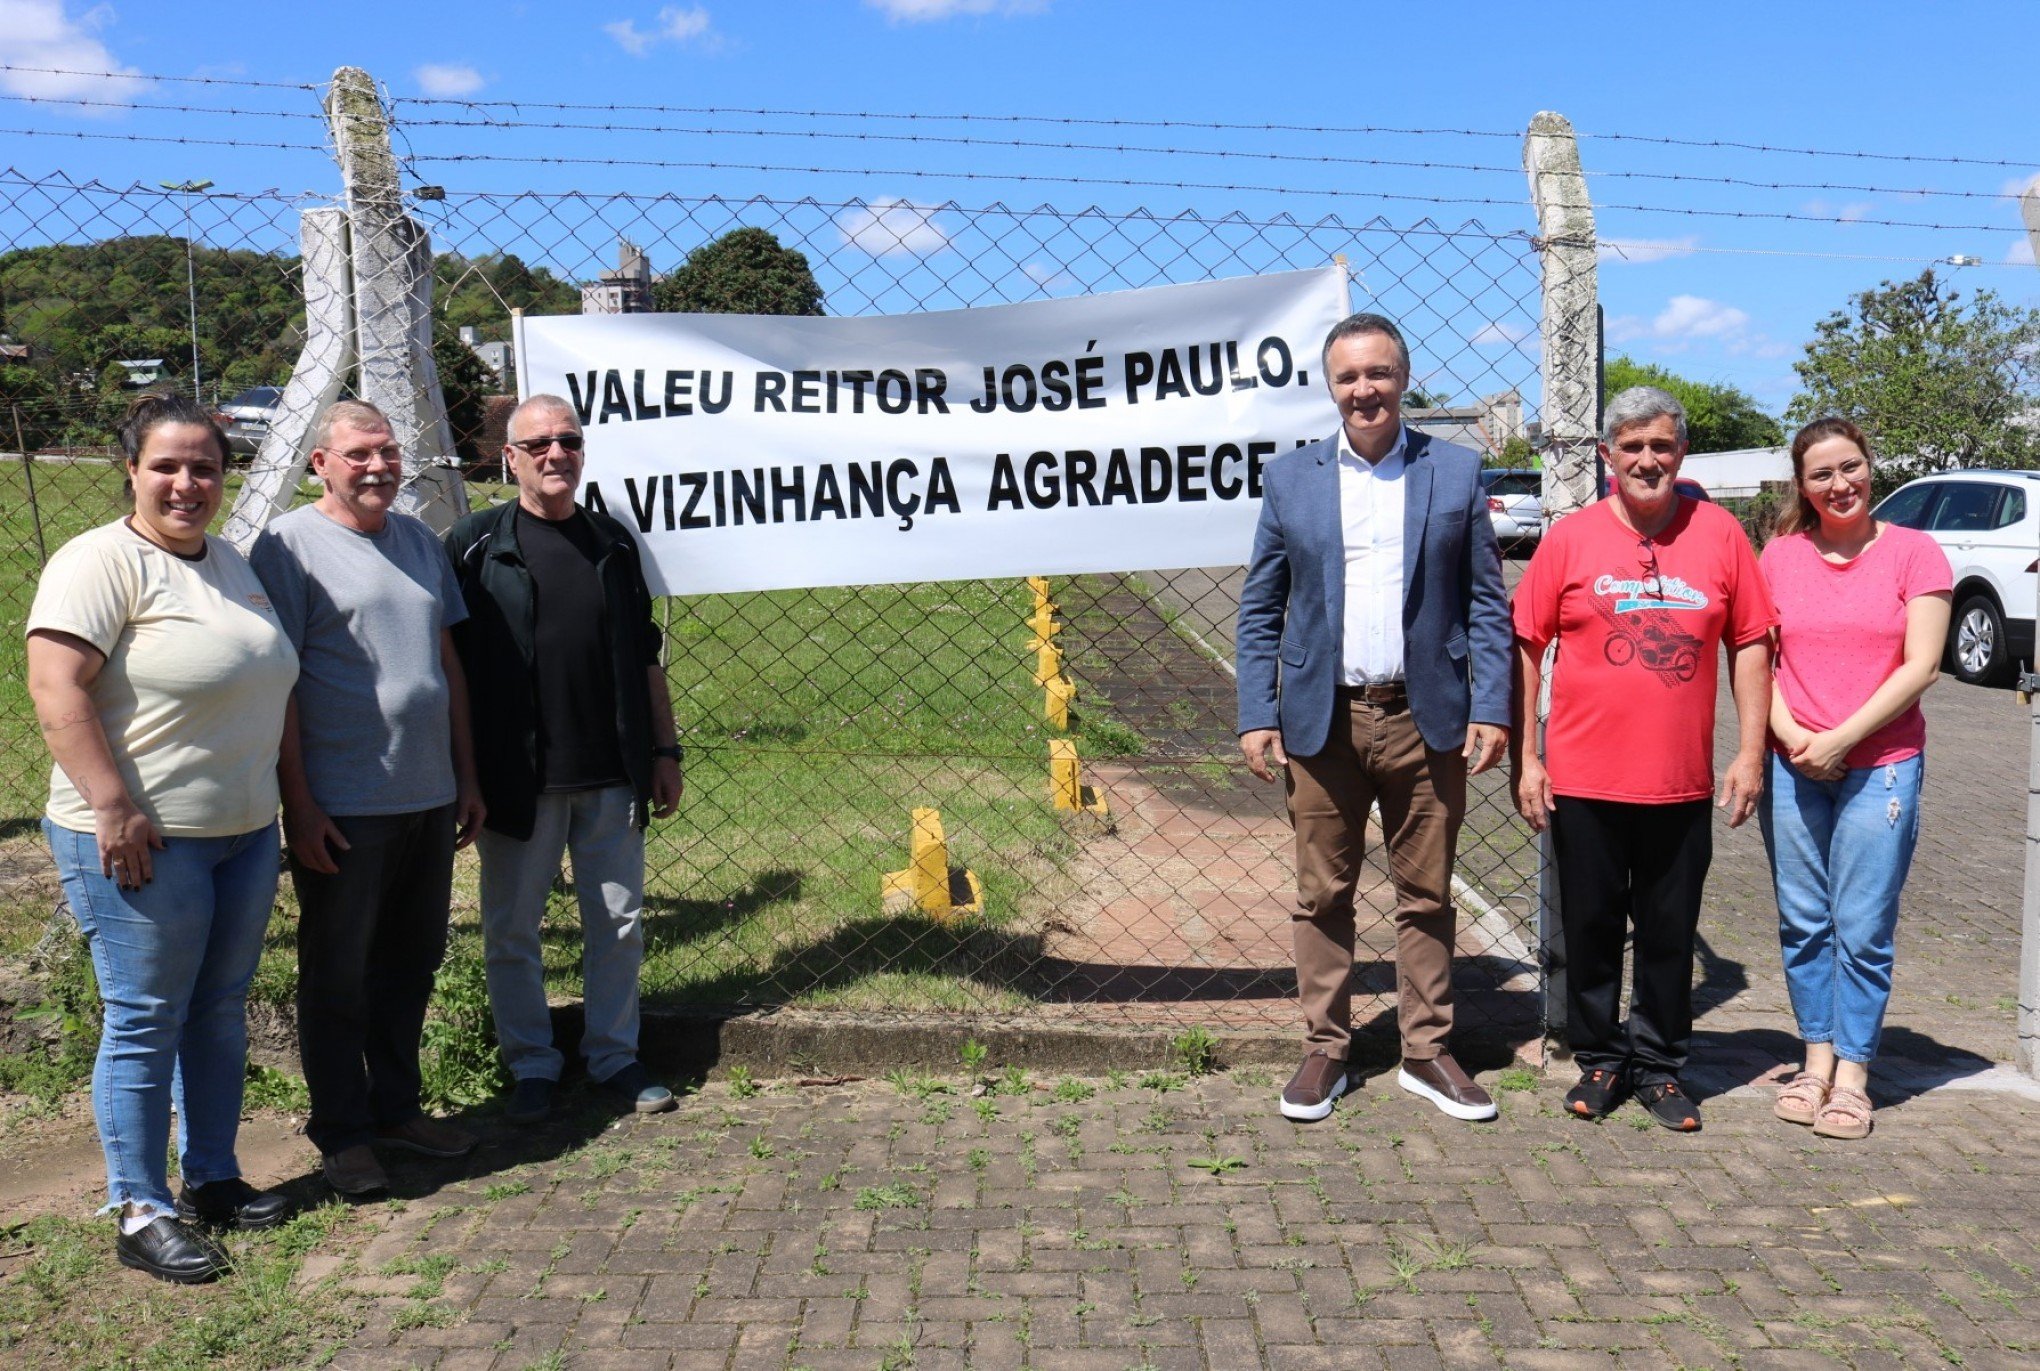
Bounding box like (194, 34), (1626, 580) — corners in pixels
(158, 179), (213, 403)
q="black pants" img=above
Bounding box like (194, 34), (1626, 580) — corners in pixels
(1549, 797), (1711, 1084)
(292, 804), (455, 1154)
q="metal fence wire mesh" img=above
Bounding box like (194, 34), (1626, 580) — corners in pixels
(0, 161), (1554, 1044)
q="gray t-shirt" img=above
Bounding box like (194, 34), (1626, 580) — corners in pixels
(250, 506), (468, 816)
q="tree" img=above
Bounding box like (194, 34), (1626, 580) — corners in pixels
(432, 327), (500, 463)
(1787, 269), (2040, 489)
(1603, 356), (1782, 454)
(652, 227), (825, 315)
(434, 251), (579, 341)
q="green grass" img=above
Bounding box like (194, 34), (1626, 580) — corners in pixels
(0, 468), (1147, 1021)
(0, 1205), (361, 1368)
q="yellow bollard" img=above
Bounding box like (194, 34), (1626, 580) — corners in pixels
(1027, 575), (1058, 618)
(1044, 673), (1074, 730)
(1049, 738), (1109, 815)
(1024, 605), (1062, 646)
(1032, 639), (1064, 686)
(881, 807), (983, 921)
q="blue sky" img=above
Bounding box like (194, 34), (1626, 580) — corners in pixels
(2, 0), (2036, 418)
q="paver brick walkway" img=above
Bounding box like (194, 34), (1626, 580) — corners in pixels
(317, 1068), (2040, 1369)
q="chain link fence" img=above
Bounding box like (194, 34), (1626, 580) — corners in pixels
(1, 122), (1557, 1050)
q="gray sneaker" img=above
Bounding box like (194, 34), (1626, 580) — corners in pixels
(597, 1062), (677, 1114)
(504, 1076), (555, 1124)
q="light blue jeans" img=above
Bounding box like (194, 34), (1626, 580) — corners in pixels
(476, 786), (645, 1085)
(1758, 753), (1923, 1065)
(45, 819), (280, 1215)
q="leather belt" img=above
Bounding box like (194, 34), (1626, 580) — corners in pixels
(1336, 681), (1407, 704)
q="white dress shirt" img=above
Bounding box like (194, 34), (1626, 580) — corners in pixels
(1337, 425), (1407, 685)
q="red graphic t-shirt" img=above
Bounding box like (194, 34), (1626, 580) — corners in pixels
(1513, 498), (1778, 803)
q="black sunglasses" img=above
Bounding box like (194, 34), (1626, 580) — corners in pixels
(509, 433), (584, 456)
(1637, 538), (1664, 598)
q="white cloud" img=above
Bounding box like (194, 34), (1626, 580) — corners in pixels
(865, 0), (1047, 20)
(1998, 171), (2040, 198)
(414, 63), (484, 97)
(839, 198), (954, 257)
(1652, 295), (1750, 342)
(604, 5), (716, 55)
(1597, 236), (1698, 265)
(1470, 321), (1531, 348)
(2009, 237), (2037, 266)
(1801, 197), (1875, 223)
(0, 1), (149, 103)
(1607, 295), (1751, 352)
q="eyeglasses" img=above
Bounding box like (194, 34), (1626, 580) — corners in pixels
(509, 433), (584, 456)
(1803, 456), (1868, 487)
(325, 444), (401, 468)
(1637, 538), (1665, 599)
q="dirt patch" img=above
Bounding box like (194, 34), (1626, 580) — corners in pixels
(0, 1098), (313, 1227)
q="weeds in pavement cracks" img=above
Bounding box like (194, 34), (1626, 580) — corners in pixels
(1170, 1025), (1219, 1075)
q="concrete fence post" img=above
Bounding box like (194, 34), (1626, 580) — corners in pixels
(221, 207), (353, 550)
(1522, 111), (1600, 1058)
(2022, 184), (2040, 1080)
(1523, 111), (1600, 521)
(326, 66), (468, 532)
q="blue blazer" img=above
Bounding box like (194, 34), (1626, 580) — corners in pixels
(1235, 428), (1512, 758)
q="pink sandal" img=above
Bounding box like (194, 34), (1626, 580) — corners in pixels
(1812, 1085), (1873, 1140)
(1774, 1071), (1831, 1126)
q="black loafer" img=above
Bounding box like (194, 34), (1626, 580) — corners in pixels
(116, 1215), (230, 1284)
(176, 1177), (295, 1231)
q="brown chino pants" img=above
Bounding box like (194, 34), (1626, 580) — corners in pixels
(1284, 694), (1465, 1061)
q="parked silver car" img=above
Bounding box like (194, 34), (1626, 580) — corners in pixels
(1481, 468), (1543, 552)
(1873, 469), (2040, 686)
(213, 385), (281, 458)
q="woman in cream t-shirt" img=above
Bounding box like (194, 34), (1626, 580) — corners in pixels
(27, 393), (299, 1284)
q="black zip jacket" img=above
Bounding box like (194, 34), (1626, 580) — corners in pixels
(444, 501), (660, 841)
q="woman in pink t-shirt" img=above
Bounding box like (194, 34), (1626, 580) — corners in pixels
(1759, 418), (1951, 1141)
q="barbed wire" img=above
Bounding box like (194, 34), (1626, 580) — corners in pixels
(380, 115), (2029, 205)
(0, 64), (317, 91)
(0, 93), (322, 119)
(0, 126), (330, 153)
(401, 151), (2028, 233)
(387, 98), (2040, 170)
(1582, 129), (2037, 170)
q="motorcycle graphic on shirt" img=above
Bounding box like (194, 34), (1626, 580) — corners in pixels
(1589, 569), (1709, 686)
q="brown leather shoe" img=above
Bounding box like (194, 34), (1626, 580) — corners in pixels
(1279, 1049), (1348, 1122)
(322, 1144), (390, 1197)
(376, 1115), (478, 1158)
(1396, 1053), (1497, 1121)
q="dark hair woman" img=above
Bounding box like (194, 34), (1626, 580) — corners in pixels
(26, 393), (300, 1280)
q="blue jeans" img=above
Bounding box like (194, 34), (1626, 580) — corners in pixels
(1758, 753), (1923, 1065)
(476, 786), (644, 1084)
(45, 819), (281, 1215)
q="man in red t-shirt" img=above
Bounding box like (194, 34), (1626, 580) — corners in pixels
(1511, 386), (1776, 1133)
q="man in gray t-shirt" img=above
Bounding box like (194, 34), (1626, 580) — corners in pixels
(249, 400), (485, 1198)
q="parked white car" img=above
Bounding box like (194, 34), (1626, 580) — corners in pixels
(1872, 470), (2040, 686)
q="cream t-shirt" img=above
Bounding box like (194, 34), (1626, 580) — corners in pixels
(30, 521), (299, 836)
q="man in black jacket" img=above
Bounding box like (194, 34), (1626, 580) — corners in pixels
(445, 394), (684, 1122)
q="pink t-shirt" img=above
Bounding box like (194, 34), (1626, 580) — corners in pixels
(1760, 524), (1952, 769)
(1514, 498), (1777, 803)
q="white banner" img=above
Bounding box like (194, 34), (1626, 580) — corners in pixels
(514, 266), (1349, 595)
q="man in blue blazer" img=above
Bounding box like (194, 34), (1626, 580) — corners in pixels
(1237, 312), (1512, 1124)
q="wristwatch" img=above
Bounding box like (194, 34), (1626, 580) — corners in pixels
(651, 745), (683, 762)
